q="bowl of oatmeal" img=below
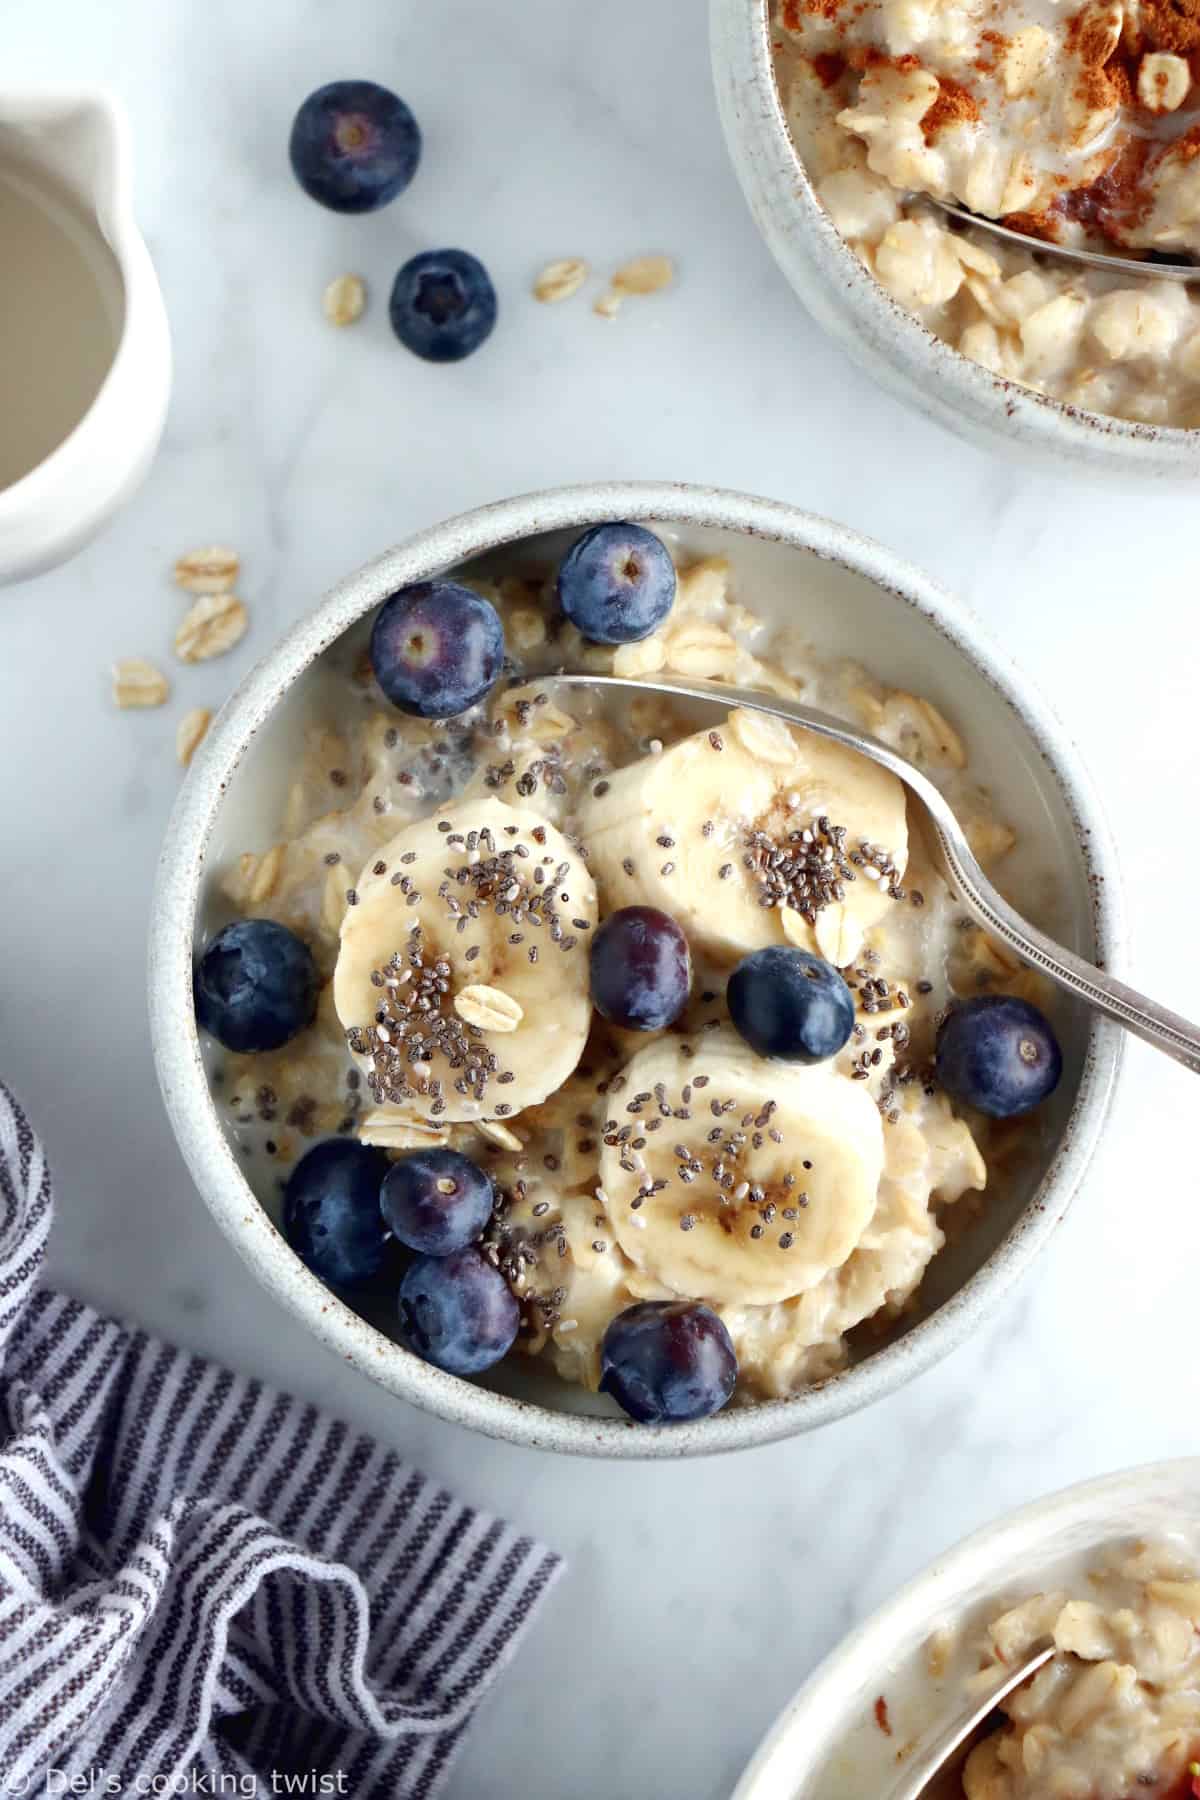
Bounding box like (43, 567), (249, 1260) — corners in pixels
(711, 0), (1200, 472)
(732, 1458), (1200, 1798)
(149, 481), (1122, 1455)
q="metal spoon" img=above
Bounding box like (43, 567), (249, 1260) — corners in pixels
(551, 672), (1200, 1072)
(885, 1639), (1056, 1800)
(925, 194), (1200, 284)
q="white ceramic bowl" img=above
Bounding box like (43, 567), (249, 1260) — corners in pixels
(733, 1457), (1200, 1797)
(710, 0), (1200, 480)
(149, 481), (1123, 1458)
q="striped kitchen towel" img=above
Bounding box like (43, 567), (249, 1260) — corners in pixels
(0, 1083), (562, 1798)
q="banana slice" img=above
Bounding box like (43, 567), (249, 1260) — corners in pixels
(577, 708), (908, 968)
(333, 797), (597, 1126)
(599, 1029), (884, 1306)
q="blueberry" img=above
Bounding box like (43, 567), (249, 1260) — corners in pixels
(289, 80), (421, 214)
(283, 1138), (392, 1287)
(556, 523), (676, 645)
(727, 945), (855, 1063)
(600, 1301), (737, 1425)
(389, 250), (497, 362)
(590, 906), (691, 1031)
(370, 581), (504, 719)
(936, 995), (1062, 1119)
(398, 1248), (519, 1376)
(381, 1148), (495, 1256)
(194, 918), (318, 1053)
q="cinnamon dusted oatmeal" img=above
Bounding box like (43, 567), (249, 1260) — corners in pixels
(772, 0), (1200, 424)
(961, 1541), (1200, 1797)
(195, 535), (1062, 1414)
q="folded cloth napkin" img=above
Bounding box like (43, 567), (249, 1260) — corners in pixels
(0, 1084), (561, 1798)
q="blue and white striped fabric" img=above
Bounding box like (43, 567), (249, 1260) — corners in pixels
(0, 1083), (561, 1797)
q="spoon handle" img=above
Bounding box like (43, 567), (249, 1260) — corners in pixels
(925, 195), (1200, 284)
(885, 1643), (1056, 1800)
(550, 672), (1200, 1075)
(925, 808), (1200, 1075)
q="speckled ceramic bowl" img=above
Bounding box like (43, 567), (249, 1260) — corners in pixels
(710, 0), (1200, 479)
(732, 1457), (1200, 1797)
(149, 482), (1124, 1458)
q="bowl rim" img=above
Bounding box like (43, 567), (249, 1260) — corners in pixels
(148, 480), (1125, 1459)
(731, 1454), (1200, 1797)
(709, 0), (1200, 474)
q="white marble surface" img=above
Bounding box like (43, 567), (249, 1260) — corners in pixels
(4, 1), (1200, 1794)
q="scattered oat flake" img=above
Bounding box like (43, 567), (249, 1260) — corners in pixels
(323, 273), (366, 327)
(612, 254), (674, 295)
(176, 706), (212, 766)
(175, 591), (248, 663)
(113, 657), (169, 709)
(533, 258), (589, 303)
(593, 290), (623, 320)
(174, 546), (240, 594)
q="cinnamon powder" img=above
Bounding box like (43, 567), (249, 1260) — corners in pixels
(811, 50), (847, 85)
(1139, 0), (1200, 55)
(921, 75), (981, 141)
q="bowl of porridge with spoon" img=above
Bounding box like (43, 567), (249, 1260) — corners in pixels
(711, 0), (1200, 472)
(149, 482), (1122, 1456)
(732, 1459), (1200, 1798)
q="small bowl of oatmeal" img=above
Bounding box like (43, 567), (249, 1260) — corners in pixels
(149, 481), (1122, 1456)
(711, 0), (1200, 474)
(733, 1458), (1200, 1798)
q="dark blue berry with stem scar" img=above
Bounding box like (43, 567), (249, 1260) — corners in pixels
(289, 81), (421, 213)
(556, 523), (677, 644)
(389, 250), (497, 362)
(727, 945), (855, 1064)
(590, 906), (691, 1031)
(600, 1301), (737, 1425)
(398, 1248), (519, 1376)
(381, 1148), (495, 1257)
(194, 918), (319, 1053)
(370, 580), (504, 719)
(283, 1138), (393, 1287)
(936, 995), (1062, 1119)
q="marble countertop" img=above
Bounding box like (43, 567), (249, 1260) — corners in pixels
(6, 0), (1199, 1794)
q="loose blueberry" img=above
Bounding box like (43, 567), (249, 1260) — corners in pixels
(936, 995), (1062, 1119)
(289, 80), (421, 214)
(398, 1248), (519, 1376)
(590, 906), (691, 1031)
(389, 249), (497, 362)
(381, 1148), (495, 1257)
(600, 1301), (737, 1425)
(727, 945), (855, 1063)
(556, 523), (676, 645)
(370, 580), (504, 719)
(194, 918), (318, 1053)
(283, 1138), (393, 1287)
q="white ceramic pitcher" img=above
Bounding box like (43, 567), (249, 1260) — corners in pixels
(0, 89), (171, 584)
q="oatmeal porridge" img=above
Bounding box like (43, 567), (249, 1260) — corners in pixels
(772, 0), (1200, 425)
(959, 1540), (1200, 1797)
(193, 527), (1063, 1421)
